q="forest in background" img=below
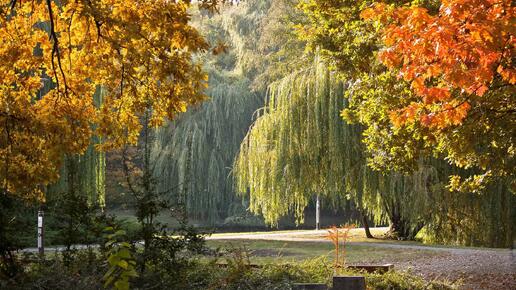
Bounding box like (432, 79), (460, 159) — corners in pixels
(131, 0), (515, 248)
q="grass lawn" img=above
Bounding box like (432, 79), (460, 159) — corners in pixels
(205, 239), (446, 265)
(208, 227), (508, 251)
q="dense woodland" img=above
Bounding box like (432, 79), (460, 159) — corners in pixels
(0, 0), (514, 289)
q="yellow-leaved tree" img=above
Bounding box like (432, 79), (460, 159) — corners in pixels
(0, 0), (219, 200)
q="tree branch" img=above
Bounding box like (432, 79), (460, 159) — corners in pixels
(46, 0), (68, 95)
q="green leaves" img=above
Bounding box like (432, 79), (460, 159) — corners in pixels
(103, 227), (138, 290)
(114, 280), (130, 290)
(235, 56), (370, 225)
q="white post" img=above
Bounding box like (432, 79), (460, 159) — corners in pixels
(37, 210), (44, 256)
(316, 195), (320, 230)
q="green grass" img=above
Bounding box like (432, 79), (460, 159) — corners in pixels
(206, 239), (446, 265)
(209, 228), (509, 251)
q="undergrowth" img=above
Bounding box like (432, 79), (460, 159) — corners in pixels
(1, 249), (457, 290)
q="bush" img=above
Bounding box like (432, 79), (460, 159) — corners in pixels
(1, 249), (105, 290)
(358, 270), (455, 290)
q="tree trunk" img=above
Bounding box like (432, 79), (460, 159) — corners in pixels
(387, 212), (424, 240)
(361, 212), (374, 239)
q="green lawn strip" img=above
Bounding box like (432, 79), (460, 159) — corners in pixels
(206, 239), (445, 265)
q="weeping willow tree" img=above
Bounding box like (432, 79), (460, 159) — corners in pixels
(152, 70), (262, 221)
(421, 164), (515, 248)
(236, 56), (355, 224)
(200, 0), (306, 92)
(47, 140), (106, 207)
(234, 57), (414, 228)
(47, 86), (106, 207)
(149, 0), (299, 222)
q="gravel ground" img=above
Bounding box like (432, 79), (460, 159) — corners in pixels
(396, 249), (515, 290)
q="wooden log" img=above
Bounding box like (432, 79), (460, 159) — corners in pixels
(346, 264), (394, 274)
(215, 262), (262, 269)
(293, 283), (328, 290)
(332, 276), (366, 290)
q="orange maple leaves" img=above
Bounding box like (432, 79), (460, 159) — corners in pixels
(362, 0), (514, 129)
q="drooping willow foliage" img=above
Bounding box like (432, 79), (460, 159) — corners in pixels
(236, 57), (352, 224)
(47, 87), (106, 207)
(434, 190), (514, 247)
(152, 70), (262, 221)
(234, 56), (427, 229)
(148, 0), (295, 222)
(423, 164), (515, 247)
(202, 0), (306, 92)
(234, 57), (514, 246)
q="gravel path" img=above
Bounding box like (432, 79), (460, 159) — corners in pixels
(208, 229), (516, 290)
(397, 249), (515, 290)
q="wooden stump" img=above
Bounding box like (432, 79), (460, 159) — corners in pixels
(292, 283), (328, 290)
(332, 276), (366, 290)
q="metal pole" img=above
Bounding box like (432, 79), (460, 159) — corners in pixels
(37, 209), (44, 256)
(316, 194), (320, 231)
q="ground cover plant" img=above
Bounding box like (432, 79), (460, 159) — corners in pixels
(1, 248), (456, 290)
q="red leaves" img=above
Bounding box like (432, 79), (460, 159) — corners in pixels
(391, 100), (471, 129)
(389, 102), (420, 127)
(423, 87), (451, 103)
(419, 114), (434, 127)
(364, 0), (514, 129)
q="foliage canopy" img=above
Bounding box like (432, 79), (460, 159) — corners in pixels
(299, 0), (515, 192)
(363, 0), (515, 190)
(0, 0), (209, 199)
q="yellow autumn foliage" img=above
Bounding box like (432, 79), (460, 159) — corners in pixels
(0, 0), (210, 199)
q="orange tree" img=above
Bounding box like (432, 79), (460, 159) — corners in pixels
(0, 0), (234, 200)
(298, 0), (515, 247)
(362, 0), (515, 191)
(300, 0), (514, 192)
